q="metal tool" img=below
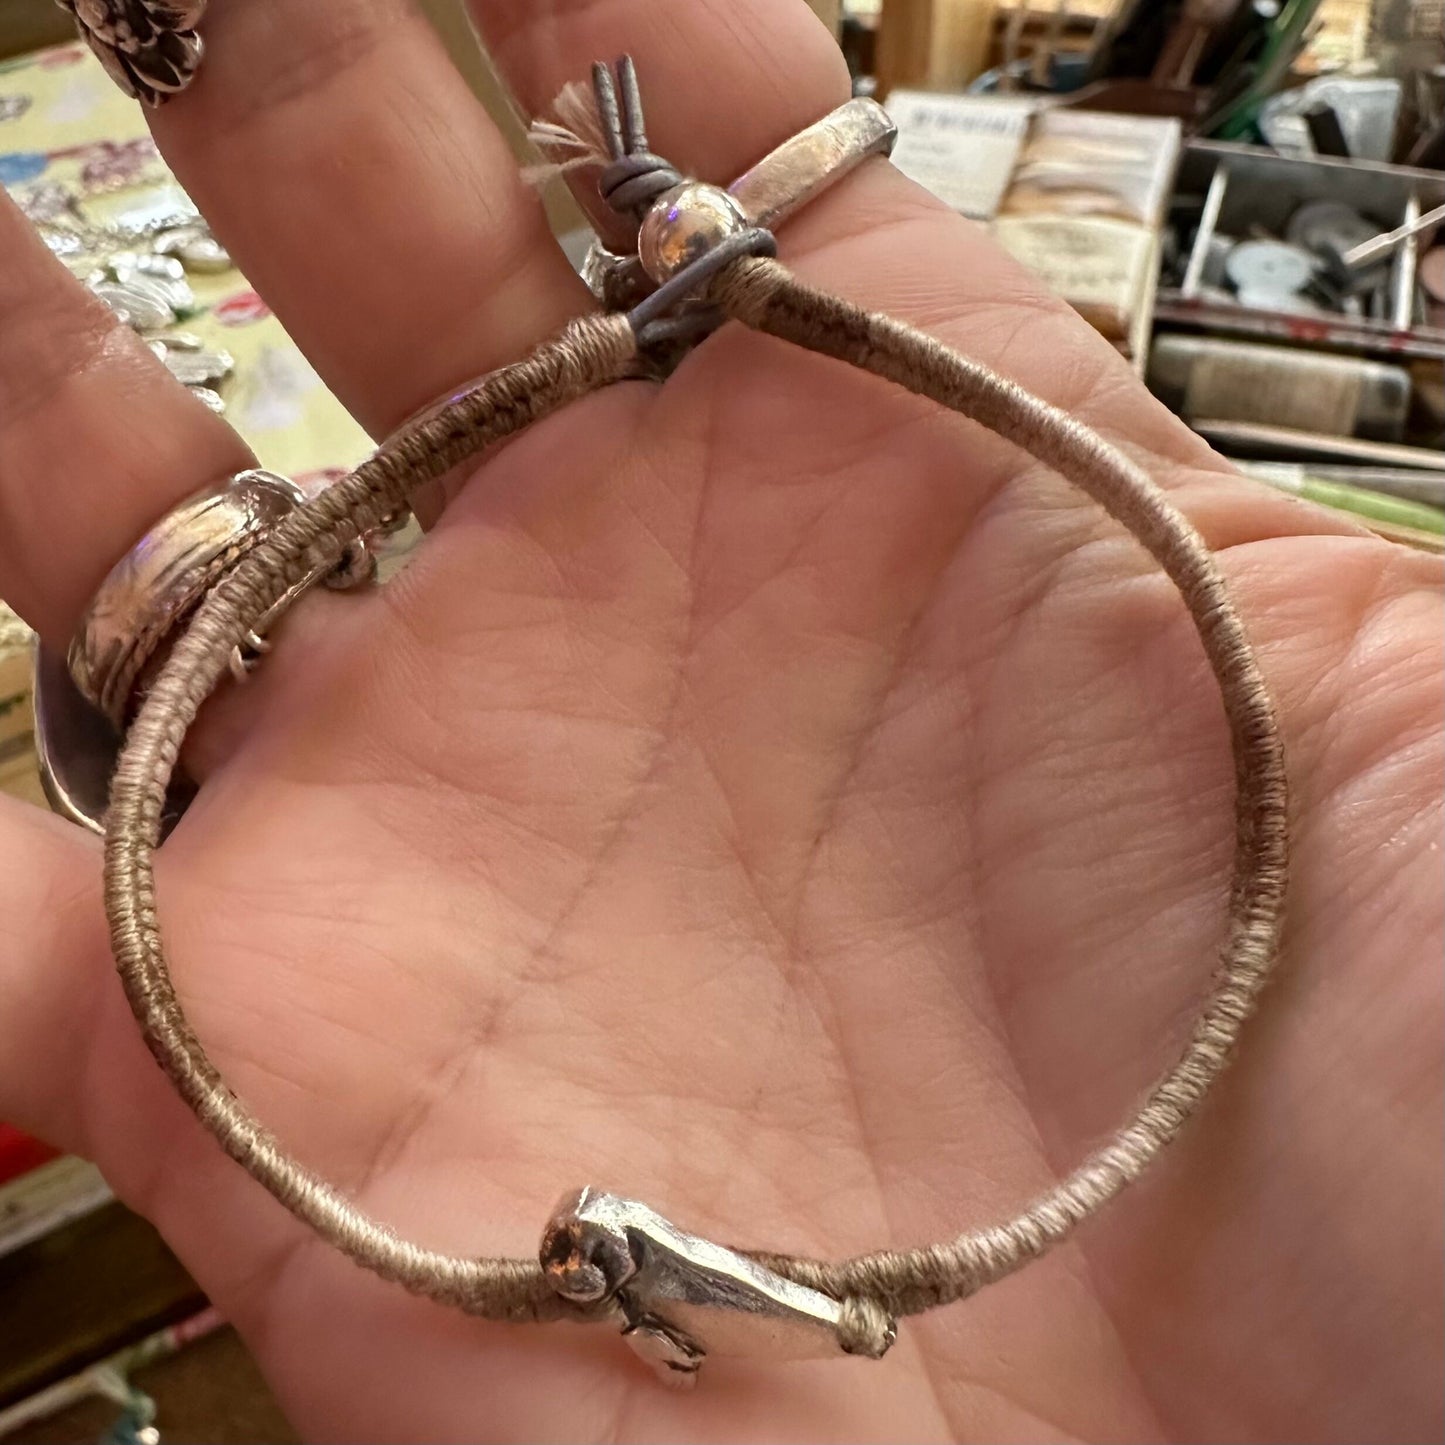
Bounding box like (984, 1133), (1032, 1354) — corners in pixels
(1287, 199), (1379, 257)
(1391, 194), (1424, 331)
(1342, 201), (1445, 269)
(1190, 419), (1445, 470)
(1181, 162), (1229, 297)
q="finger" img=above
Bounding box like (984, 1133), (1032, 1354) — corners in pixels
(0, 791), (304, 1308)
(0, 795), (105, 1149)
(145, 0), (587, 439)
(475, 2), (1177, 419)
(479, 0), (850, 196)
(0, 193), (254, 645)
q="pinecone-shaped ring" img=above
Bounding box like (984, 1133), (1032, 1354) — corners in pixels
(56, 1), (207, 106)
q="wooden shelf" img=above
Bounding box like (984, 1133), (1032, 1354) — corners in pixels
(877, 0), (997, 95)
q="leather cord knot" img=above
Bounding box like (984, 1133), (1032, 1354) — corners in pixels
(587, 56), (778, 360)
(591, 54), (688, 222)
(599, 152), (684, 216)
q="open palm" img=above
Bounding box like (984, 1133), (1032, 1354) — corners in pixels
(2, 3), (1440, 1441)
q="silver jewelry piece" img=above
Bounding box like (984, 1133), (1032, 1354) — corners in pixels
(108, 251), (197, 313)
(533, 72), (904, 1382)
(33, 643), (196, 837)
(148, 334), (234, 390)
(31, 201), (224, 278)
(580, 95), (896, 305)
(153, 222), (232, 274)
(541, 1189), (894, 1386)
(34, 203), (236, 407)
(727, 97), (899, 237)
(56, 1), (207, 106)
(91, 277), (175, 332)
(68, 469), (308, 728)
(36, 469), (384, 835)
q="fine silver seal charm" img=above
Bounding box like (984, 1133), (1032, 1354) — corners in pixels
(541, 1188), (895, 1386)
(56, 0), (207, 106)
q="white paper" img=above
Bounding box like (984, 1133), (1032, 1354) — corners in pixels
(886, 91), (1037, 221)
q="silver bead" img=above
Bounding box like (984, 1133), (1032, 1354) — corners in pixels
(637, 182), (747, 285)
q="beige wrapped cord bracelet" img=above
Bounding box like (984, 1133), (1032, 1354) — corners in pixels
(97, 60), (1288, 1386)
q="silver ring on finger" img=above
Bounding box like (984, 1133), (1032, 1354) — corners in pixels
(56, 1), (208, 106)
(36, 468), (382, 835)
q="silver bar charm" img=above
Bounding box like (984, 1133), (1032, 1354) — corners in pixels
(541, 1188), (892, 1385)
(728, 98), (897, 234)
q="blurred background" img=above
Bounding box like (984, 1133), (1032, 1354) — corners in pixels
(1, 1), (1442, 1440)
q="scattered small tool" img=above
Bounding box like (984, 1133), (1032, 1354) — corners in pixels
(1342, 202), (1445, 270)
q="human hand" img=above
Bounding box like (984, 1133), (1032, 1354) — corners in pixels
(1, 3), (1440, 1440)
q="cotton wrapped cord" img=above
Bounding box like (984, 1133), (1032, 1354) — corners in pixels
(710, 258), (1289, 1318)
(105, 313), (639, 1326)
(101, 255), (1287, 1344)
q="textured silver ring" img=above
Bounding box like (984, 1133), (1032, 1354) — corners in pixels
(68, 468), (306, 729)
(38, 465), (384, 838)
(34, 468), (299, 837)
(36, 466), (377, 838)
(56, 1), (207, 106)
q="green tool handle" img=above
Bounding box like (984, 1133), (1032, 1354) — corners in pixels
(1247, 467), (1445, 535)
